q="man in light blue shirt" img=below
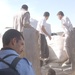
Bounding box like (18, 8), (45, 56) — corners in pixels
(0, 29), (35, 75)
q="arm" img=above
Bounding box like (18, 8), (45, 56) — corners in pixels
(23, 12), (32, 28)
(41, 19), (51, 40)
(62, 17), (69, 27)
(62, 33), (65, 37)
(42, 26), (51, 40)
(61, 17), (71, 35)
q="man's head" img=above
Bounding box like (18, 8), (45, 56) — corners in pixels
(21, 4), (28, 11)
(2, 29), (24, 54)
(57, 11), (64, 20)
(44, 12), (50, 20)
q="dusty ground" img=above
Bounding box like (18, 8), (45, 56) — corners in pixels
(41, 63), (72, 75)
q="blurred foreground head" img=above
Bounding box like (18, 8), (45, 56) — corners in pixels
(2, 29), (24, 54)
(57, 11), (64, 20)
(44, 12), (50, 20)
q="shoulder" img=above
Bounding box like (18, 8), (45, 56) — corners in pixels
(19, 58), (32, 66)
(38, 17), (46, 22)
(16, 58), (35, 75)
(41, 18), (46, 25)
(61, 16), (67, 23)
(16, 58), (32, 71)
(42, 18), (46, 22)
(23, 11), (30, 16)
(62, 16), (69, 20)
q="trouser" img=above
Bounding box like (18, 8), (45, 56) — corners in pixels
(40, 34), (49, 58)
(64, 31), (75, 70)
(64, 31), (73, 62)
(69, 30), (75, 70)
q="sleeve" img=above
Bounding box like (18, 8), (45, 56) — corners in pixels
(61, 17), (69, 26)
(61, 18), (66, 26)
(40, 19), (46, 27)
(16, 58), (35, 75)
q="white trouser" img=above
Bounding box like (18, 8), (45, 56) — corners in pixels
(64, 31), (73, 62)
(64, 34), (70, 51)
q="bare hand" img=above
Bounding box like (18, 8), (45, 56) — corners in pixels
(62, 33), (65, 37)
(48, 35), (51, 40)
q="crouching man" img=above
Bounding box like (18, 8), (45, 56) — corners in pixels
(0, 29), (35, 75)
(57, 11), (74, 69)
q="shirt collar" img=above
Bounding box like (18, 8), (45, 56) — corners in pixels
(1, 47), (14, 50)
(0, 48), (19, 57)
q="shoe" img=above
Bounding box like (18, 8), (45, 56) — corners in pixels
(62, 63), (71, 68)
(65, 59), (71, 64)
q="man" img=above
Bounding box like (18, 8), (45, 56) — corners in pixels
(57, 11), (73, 65)
(0, 29), (35, 75)
(13, 4), (31, 32)
(37, 12), (51, 59)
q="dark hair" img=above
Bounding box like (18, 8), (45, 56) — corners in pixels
(2, 29), (24, 46)
(22, 4), (28, 10)
(44, 12), (50, 17)
(57, 11), (64, 16)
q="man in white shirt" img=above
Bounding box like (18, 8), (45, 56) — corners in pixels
(57, 11), (73, 65)
(37, 12), (51, 64)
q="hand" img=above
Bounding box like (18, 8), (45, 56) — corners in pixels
(62, 33), (65, 37)
(48, 35), (51, 40)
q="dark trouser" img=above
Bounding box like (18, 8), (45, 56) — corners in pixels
(40, 34), (49, 58)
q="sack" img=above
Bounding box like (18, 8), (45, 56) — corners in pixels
(0, 54), (21, 75)
(59, 50), (68, 63)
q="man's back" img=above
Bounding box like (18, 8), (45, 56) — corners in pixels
(0, 49), (35, 75)
(13, 10), (28, 32)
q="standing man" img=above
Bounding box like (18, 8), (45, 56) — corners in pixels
(37, 12), (51, 60)
(57, 11), (73, 66)
(0, 29), (35, 75)
(13, 4), (31, 32)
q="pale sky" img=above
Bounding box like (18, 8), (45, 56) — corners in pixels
(0, 0), (75, 32)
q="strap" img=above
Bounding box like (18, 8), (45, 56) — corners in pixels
(3, 54), (17, 59)
(11, 57), (21, 68)
(0, 56), (21, 72)
(0, 58), (17, 72)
